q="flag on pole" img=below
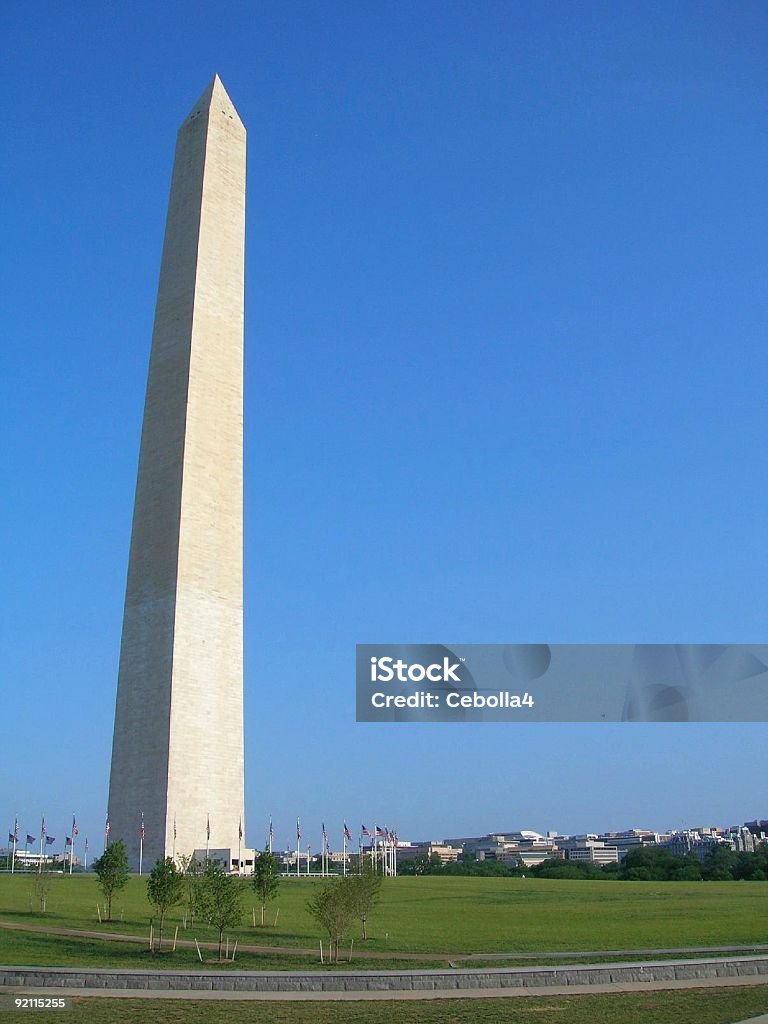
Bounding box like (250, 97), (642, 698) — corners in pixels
(8, 833), (14, 844)
(173, 816), (177, 840)
(84, 838), (89, 852)
(105, 818), (111, 838)
(322, 822), (327, 847)
(139, 813), (146, 841)
(361, 824), (371, 837)
(375, 825), (384, 836)
(269, 819), (274, 842)
(296, 818), (301, 842)
(238, 818), (243, 841)
(72, 817), (79, 837)
(344, 822), (352, 842)
(206, 815), (211, 841)
(65, 836), (72, 846)
(13, 820), (19, 843)
(45, 836), (55, 846)
(41, 818), (47, 837)
(26, 834), (35, 846)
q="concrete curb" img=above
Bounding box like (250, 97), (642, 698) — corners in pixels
(2, 955), (768, 995)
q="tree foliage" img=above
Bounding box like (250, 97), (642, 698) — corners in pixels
(146, 857), (184, 948)
(252, 849), (280, 925)
(177, 853), (205, 924)
(92, 840), (129, 921)
(345, 862), (382, 939)
(198, 862), (244, 959)
(306, 878), (356, 962)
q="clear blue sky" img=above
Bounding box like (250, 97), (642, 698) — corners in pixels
(2, 1), (767, 856)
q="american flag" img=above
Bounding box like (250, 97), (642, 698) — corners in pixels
(26, 834), (36, 846)
(344, 822), (352, 842)
(72, 817), (79, 838)
(13, 819), (19, 843)
(238, 818), (243, 841)
(173, 816), (177, 840)
(84, 838), (89, 852)
(296, 818), (301, 842)
(375, 825), (384, 836)
(41, 818), (46, 837)
(361, 824), (371, 837)
(7, 833), (14, 844)
(269, 819), (274, 842)
(206, 815), (211, 841)
(322, 822), (327, 847)
(105, 818), (111, 837)
(65, 836), (72, 847)
(139, 813), (146, 841)
(45, 836), (55, 846)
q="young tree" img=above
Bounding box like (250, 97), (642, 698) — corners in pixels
(306, 878), (356, 962)
(177, 853), (204, 925)
(199, 862), (244, 959)
(346, 862), (382, 940)
(30, 862), (53, 913)
(146, 857), (184, 948)
(92, 840), (129, 921)
(252, 849), (280, 925)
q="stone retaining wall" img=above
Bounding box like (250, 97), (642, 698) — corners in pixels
(2, 956), (768, 993)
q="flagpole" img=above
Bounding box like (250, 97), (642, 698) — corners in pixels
(69, 815), (75, 875)
(139, 812), (144, 877)
(238, 817), (242, 874)
(206, 814), (210, 864)
(172, 814), (177, 862)
(11, 819), (17, 874)
(268, 818), (273, 856)
(84, 839), (88, 872)
(39, 818), (44, 871)
(343, 831), (347, 877)
(296, 820), (300, 878)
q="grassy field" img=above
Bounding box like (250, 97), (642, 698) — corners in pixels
(1, 873), (767, 961)
(2, 989), (768, 1024)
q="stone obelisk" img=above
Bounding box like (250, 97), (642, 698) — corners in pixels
(108, 76), (246, 870)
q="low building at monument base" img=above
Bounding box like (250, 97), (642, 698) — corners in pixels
(192, 847), (256, 875)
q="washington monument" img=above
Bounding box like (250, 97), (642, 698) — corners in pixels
(108, 76), (246, 870)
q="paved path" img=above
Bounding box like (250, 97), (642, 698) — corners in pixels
(2, 920), (767, 964)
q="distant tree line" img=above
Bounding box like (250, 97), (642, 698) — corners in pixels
(397, 844), (768, 882)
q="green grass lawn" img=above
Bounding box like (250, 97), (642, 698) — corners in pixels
(1, 873), (766, 962)
(3, 988), (768, 1024)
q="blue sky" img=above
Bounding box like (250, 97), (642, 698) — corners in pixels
(2, 1), (767, 856)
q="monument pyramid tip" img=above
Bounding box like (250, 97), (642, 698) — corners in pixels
(185, 75), (244, 127)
